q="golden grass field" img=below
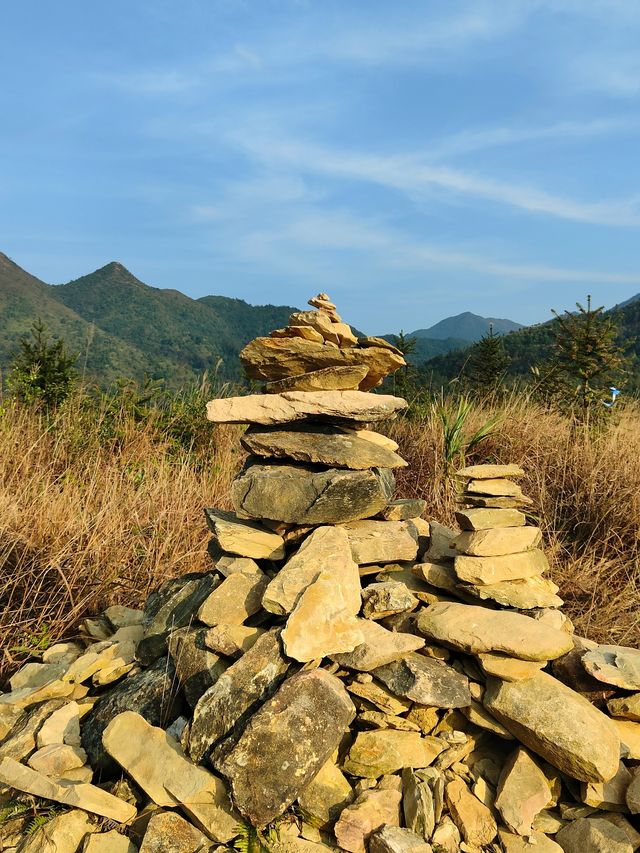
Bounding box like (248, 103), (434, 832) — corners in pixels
(1, 390), (638, 681)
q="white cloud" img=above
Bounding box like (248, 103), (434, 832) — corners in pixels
(231, 133), (640, 227)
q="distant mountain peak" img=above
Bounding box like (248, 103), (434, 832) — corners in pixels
(409, 312), (524, 343)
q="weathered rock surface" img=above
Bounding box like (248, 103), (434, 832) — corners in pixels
(627, 767), (640, 813)
(84, 829), (137, 852)
(331, 619), (424, 671)
(0, 698), (68, 762)
(232, 462), (395, 524)
(372, 653), (471, 708)
(342, 730), (443, 777)
(197, 570), (268, 626)
(465, 478), (524, 497)
(207, 389), (407, 425)
(242, 424), (407, 469)
(609, 693), (640, 721)
(555, 816), (633, 852)
(362, 581), (419, 620)
(457, 463), (525, 479)
(204, 508), (285, 559)
(495, 747), (552, 835)
(136, 572), (219, 664)
(265, 365), (369, 393)
(478, 653), (545, 681)
(281, 572), (364, 661)
(454, 549), (549, 585)
(203, 624), (265, 658)
(455, 507), (526, 530)
(81, 656), (182, 773)
(334, 787), (402, 853)
(499, 829), (563, 851)
(369, 825), (433, 853)
(417, 602), (574, 661)
(37, 701), (81, 748)
(297, 759), (354, 829)
(138, 811), (210, 852)
(342, 520), (419, 564)
(380, 499), (427, 521)
(28, 742), (87, 775)
(263, 525), (360, 616)
(582, 645), (640, 691)
(582, 760), (633, 811)
(455, 526), (542, 556)
(239, 336), (404, 390)
(168, 626), (228, 708)
(188, 628), (289, 763)
(484, 673), (621, 782)
(17, 809), (95, 853)
(216, 669), (355, 827)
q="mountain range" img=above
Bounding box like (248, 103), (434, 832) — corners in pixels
(0, 252), (526, 387)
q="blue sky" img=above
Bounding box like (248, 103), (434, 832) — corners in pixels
(2, 0), (640, 333)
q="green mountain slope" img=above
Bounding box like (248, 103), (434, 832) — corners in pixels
(411, 311), (523, 342)
(0, 253), (149, 383)
(422, 301), (639, 388)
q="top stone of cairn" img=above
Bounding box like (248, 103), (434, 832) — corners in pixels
(239, 293), (405, 393)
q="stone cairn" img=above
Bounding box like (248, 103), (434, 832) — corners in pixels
(1, 297), (640, 853)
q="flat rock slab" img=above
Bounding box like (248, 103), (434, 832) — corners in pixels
(242, 424), (407, 470)
(0, 755), (136, 823)
(207, 390), (407, 425)
(265, 365), (369, 393)
(455, 526), (541, 556)
(85, 829), (137, 852)
(197, 571), (268, 627)
(454, 549), (549, 585)
(369, 825), (433, 853)
(372, 653), (471, 708)
(465, 478), (524, 497)
(484, 672), (621, 783)
(217, 669), (355, 828)
(17, 809), (95, 853)
(103, 711), (237, 842)
(499, 829), (563, 851)
(239, 337), (404, 390)
(582, 645), (640, 691)
(555, 816), (633, 852)
(342, 520), (419, 564)
(608, 693), (640, 721)
(455, 508), (526, 530)
(331, 619), (424, 671)
(461, 574), (563, 609)
(445, 777), (497, 847)
(263, 525), (360, 616)
(232, 463), (395, 524)
(188, 628), (289, 764)
(417, 602), (573, 661)
(457, 463), (525, 479)
(81, 656), (182, 773)
(342, 729), (443, 777)
(362, 581), (419, 620)
(204, 508), (285, 560)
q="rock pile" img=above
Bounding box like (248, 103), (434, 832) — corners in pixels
(1, 295), (639, 853)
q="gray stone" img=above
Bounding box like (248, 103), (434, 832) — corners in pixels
(0, 698), (67, 762)
(297, 759), (355, 829)
(484, 672), (621, 783)
(137, 572), (219, 665)
(197, 571), (268, 627)
(81, 656), (182, 774)
(242, 424), (407, 470)
(372, 653), (471, 708)
(188, 629), (289, 764)
(342, 730), (444, 777)
(380, 499), (427, 521)
(362, 582), (419, 620)
(369, 825), (433, 853)
(138, 811), (209, 852)
(582, 645), (640, 691)
(232, 462), (395, 525)
(168, 627), (228, 709)
(216, 669), (355, 828)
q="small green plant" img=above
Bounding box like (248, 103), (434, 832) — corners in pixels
(27, 808), (61, 835)
(232, 822), (268, 853)
(9, 623), (53, 657)
(435, 395), (502, 476)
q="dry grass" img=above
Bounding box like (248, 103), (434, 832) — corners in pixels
(1, 390), (638, 681)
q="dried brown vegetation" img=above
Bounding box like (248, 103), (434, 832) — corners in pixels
(1, 391), (638, 681)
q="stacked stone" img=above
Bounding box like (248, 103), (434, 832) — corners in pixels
(451, 464), (563, 612)
(2, 297), (640, 853)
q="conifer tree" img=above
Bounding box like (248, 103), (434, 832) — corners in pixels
(551, 295), (626, 421)
(9, 318), (77, 408)
(466, 324), (510, 391)
(390, 330), (418, 398)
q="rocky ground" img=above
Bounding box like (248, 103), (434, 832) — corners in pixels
(1, 295), (639, 853)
